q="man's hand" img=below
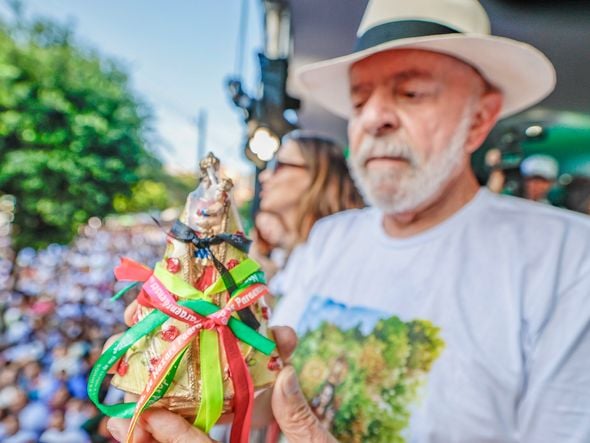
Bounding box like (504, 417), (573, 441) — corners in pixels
(107, 365), (339, 443)
(271, 365), (338, 443)
(107, 408), (217, 443)
(104, 326), (300, 441)
(105, 325), (337, 443)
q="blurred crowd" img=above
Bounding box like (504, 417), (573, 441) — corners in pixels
(0, 216), (167, 442)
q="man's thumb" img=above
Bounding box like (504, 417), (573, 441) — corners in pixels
(271, 365), (336, 443)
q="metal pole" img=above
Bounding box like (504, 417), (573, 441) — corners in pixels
(196, 109), (207, 173)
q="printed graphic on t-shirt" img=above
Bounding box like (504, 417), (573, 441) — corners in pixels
(292, 296), (445, 443)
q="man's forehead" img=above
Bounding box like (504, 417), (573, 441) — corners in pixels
(349, 48), (477, 82)
(349, 69), (435, 95)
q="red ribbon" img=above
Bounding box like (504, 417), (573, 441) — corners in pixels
(221, 326), (254, 443)
(114, 257), (256, 443)
(115, 257), (153, 282)
(114, 257), (155, 308)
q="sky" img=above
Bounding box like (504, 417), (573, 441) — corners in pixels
(0, 0), (264, 176)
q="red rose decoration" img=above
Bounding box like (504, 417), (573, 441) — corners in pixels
(161, 325), (180, 342)
(166, 257), (181, 274)
(261, 307), (270, 321)
(267, 356), (281, 372)
(117, 359), (129, 376)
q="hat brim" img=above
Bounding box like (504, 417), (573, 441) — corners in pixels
(295, 33), (556, 119)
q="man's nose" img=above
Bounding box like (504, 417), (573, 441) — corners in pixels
(360, 88), (400, 137)
(259, 167), (271, 183)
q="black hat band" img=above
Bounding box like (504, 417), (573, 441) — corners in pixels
(354, 20), (461, 53)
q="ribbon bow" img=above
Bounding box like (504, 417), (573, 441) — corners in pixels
(88, 256), (274, 443)
(168, 220), (260, 330)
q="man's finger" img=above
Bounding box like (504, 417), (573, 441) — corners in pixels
(142, 408), (217, 443)
(246, 326), (297, 429)
(123, 392), (139, 402)
(270, 325), (297, 361)
(106, 417), (153, 443)
(272, 365), (337, 443)
(124, 299), (139, 327)
(107, 410), (217, 443)
(250, 388), (273, 428)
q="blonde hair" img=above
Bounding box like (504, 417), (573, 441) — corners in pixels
(282, 130), (365, 245)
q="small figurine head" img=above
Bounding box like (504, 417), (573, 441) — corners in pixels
(189, 181), (232, 233)
(198, 153), (221, 186)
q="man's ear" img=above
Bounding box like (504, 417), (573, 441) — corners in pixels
(464, 90), (503, 154)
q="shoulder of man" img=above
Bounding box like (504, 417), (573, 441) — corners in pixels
(482, 191), (590, 286)
(481, 189), (590, 231)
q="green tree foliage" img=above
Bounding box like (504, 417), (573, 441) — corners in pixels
(293, 316), (445, 442)
(112, 172), (197, 214)
(0, 10), (162, 249)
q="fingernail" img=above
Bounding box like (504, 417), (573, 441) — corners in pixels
(106, 420), (122, 442)
(282, 365), (300, 396)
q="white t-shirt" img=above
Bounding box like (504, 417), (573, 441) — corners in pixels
(271, 188), (590, 443)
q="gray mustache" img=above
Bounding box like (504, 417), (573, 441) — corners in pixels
(356, 136), (417, 166)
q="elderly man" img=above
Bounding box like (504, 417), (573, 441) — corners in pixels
(107, 0), (590, 442)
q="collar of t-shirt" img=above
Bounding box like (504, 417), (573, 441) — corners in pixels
(368, 187), (489, 249)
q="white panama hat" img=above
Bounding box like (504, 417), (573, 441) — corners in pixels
(296, 0), (556, 119)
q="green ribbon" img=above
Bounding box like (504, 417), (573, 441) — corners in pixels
(151, 258), (263, 301)
(204, 258), (262, 296)
(110, 281), (138, 301)
(89, 255), (273, 438)
(88, 298), (275, 419)
(191, 268), (267, 432)
(193, 329), (223, 432)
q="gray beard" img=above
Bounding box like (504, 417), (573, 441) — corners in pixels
(347, 111), (474, 214)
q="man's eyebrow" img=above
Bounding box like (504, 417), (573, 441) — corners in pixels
(350, 69), (435, 94)
(392, 69), (434, 82)
(350, 83), (371, 95)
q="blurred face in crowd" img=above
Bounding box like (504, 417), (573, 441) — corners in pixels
(524, 177), (553, 201)
(52, 343), (67, 359)
(48, 410), (65, 431)
(259, 140), (311, 215)
(1, 415), (18, 436)
(0, 365), (17, 388)
(9, 389), (28, 413)
(22, 361), (41, 380)
(347, 49), (501, 214)
(50, 384), (70, 409)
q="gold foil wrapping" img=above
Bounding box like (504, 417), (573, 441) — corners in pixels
(111, 153), (277, 418)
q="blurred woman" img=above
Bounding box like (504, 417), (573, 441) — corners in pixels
(252, 130), (364, 279)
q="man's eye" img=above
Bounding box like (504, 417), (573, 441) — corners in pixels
(401, 90), (422, 99)
(352, 101), (365, 111)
